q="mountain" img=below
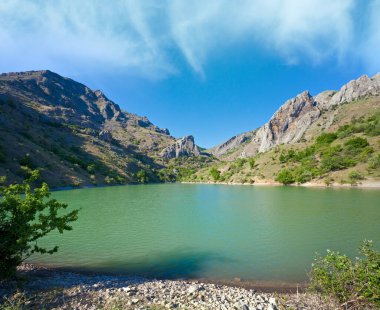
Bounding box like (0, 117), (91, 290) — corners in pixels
(209, 73), (380, 159)
(189, 73), (380, 186)
(0, 70), (204, 186)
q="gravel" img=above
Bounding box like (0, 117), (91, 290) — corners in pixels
(0, 264), (339, 309)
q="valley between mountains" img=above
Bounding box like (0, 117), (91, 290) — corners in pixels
(0, 70), (379, 187)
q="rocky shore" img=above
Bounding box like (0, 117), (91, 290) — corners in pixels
(0, 264), (340, 309)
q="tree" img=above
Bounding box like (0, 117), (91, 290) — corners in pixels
(0, 170), (78, 279)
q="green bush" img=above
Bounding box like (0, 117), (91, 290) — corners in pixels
(349, 170), (364, 184)
(248, 157), (256, 169)
(276, 169), (295, 184)
(315, 132), (338, 146)
(0, 170), (78, 279)
(344, 137), (369, 151)
(136, 169), (149, 183)
(235, 158), (247, 168)
(309, 240), (380, 308)
(368, 155), (380, 169)
(209, 167), (221, 181)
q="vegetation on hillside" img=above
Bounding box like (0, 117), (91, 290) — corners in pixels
(275, 113), (379, 185)
(188, 110), (380, 186)
(0, 170), (78, 279)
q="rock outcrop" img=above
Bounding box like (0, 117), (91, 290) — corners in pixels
(160, 135), (201, 159)
(210, 73), (380, 158)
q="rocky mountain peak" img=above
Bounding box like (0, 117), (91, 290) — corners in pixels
(210, 72), (380, 159)
(160, 135), (201, 159)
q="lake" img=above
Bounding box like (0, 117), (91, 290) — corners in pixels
(28, 184), (380, 284)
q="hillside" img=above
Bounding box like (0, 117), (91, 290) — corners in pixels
(0, 70), (205, 187)
(1, 70), (379, 187)
(186, 75), (380, 186)
(209, 73), (380, 160)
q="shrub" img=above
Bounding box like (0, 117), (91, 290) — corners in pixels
(344, 137), (369, 151)
(248, 158), (256, 169)
(348, 170), (364, 184)
(368, 155), (380, 169)
(136, 169), (148, 183)
(276, 169), (295, 185)
(235, 158), (247, 168)
(315, 132), (338, 146)
(209, 167), (221, 181)
(309, 240), (380, 308)
(0, 170), (78, 279)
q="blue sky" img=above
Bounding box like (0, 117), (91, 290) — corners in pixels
(1, 1), (380, 148)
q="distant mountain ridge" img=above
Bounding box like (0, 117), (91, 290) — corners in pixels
(209, 73), (380, 159)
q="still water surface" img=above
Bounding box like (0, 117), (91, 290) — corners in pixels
(28, 184), (380, 283)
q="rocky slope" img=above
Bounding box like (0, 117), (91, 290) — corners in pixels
(210, 73), (380, 159)
(0, 70), (204, 186)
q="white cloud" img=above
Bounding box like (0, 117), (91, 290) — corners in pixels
(0, 0), (378, 78)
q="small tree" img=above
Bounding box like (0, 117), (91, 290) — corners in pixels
(0, 170), (78, 279)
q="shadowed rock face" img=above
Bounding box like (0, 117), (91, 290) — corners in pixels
(210, 73), (380, 158)
(160, 135), (201, 159)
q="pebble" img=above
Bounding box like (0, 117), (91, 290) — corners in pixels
(4, 264), (280, 310)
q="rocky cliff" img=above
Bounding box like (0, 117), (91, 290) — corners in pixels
(210, 73), (380, 159)
(160, 135), (201, 159)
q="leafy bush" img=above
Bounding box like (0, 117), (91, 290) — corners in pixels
(235, 158), (247, 168)
(0, 170), (78, 279)
(368, 154), (380, 169)
(344, 137), (369, 152)
(136, 169), (149, 183)
(276, 169), (295, 184)
(248, 157), (256, 169)
(348, 170), (364, 184)
(209, 167), (221, 181)
(315, 132), (338, 146)
(309, 240), (380, 308)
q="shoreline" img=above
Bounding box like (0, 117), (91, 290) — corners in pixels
(0, 264), (338, 309)
(49, 179), (380, 193)
(23, 263), (307, 294)
(180, 179), (380, 189)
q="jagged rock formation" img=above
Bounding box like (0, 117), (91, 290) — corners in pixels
(160, 135), (201, 159)
(210, 73), (380, 159)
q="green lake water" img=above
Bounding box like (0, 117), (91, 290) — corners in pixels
(28, 184), (380, 283)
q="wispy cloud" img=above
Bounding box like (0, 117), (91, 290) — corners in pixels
(0, 0), (378, 78)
